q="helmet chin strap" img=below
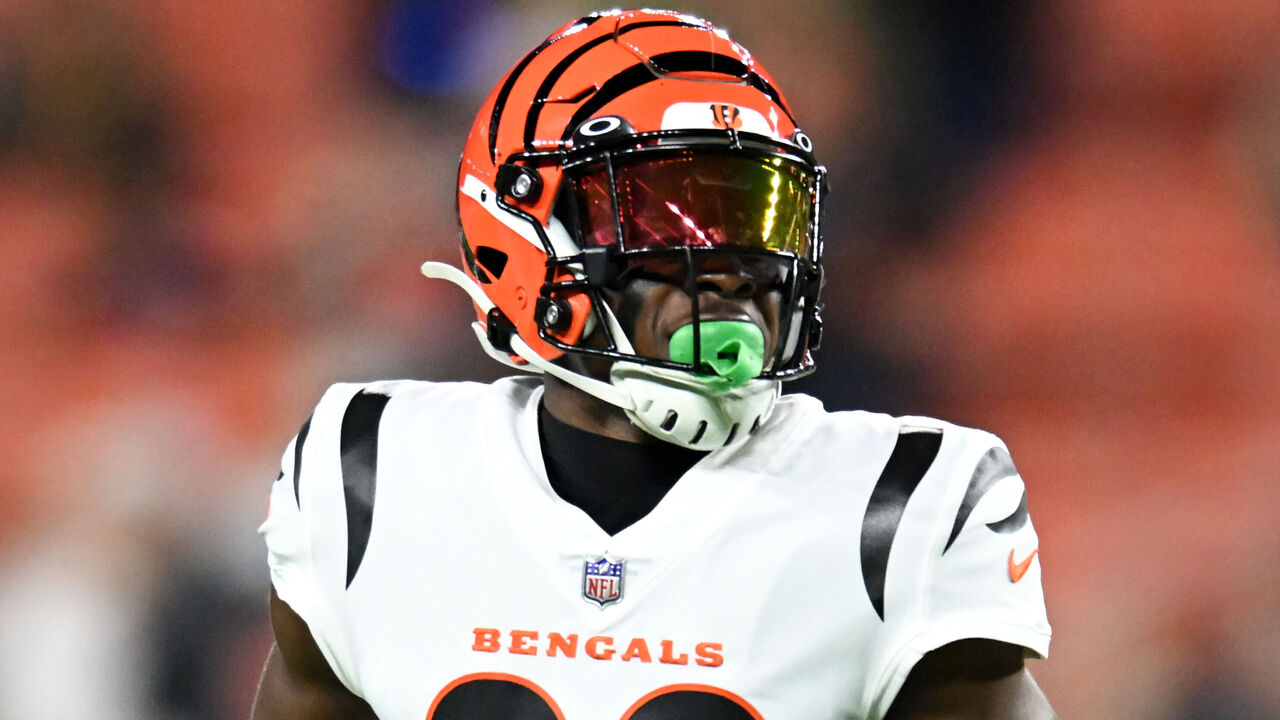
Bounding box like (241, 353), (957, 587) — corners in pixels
(421, 260), (780, 451)
(421, 261), (629, 406)
(611, 363), (779, 450)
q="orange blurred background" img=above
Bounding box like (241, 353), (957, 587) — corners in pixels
(1, 1), (1278, 718)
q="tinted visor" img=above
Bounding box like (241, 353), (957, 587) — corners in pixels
(569, 151), (818, 259)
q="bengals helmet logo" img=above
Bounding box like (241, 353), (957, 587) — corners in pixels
(710, 103), (743, 130)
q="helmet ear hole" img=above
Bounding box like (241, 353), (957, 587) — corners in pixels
(474, 246), (509, 280)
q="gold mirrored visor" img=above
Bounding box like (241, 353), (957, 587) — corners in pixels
(569, 150), (819, 259)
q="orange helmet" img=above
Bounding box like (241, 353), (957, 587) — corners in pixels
(422, 9), (826, 448)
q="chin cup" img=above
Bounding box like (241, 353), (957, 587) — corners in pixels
(609, 362), (780, 451)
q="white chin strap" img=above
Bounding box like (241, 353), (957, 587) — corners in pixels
(610, 363), (779, 450)
(421, 261), (779, 451)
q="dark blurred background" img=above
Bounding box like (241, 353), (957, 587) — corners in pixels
(1, 1), (1278, 718)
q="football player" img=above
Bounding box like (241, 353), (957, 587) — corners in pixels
(253, 10), (1055, 720)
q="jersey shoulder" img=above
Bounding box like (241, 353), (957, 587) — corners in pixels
(768, 395), (1034, 574)
(770, 393), (1009, 483)
(276, 379), (468, 501)
(261, 377), (537, 693)
(265, 376), (537, 582)
(300, 373), (536, 451)
(823, 405), (1025, 546)
(281, 375), (540, 511)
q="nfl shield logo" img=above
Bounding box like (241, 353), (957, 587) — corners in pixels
(582, 556), (625, 608)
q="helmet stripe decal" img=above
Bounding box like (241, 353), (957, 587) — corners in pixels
(860, 426), (943, 620)
(559, 51), (794, 142)
(522, 19), (704, 152)
(339, 389), (392, 588)
(487, 14), (605, 162)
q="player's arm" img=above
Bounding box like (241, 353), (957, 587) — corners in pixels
(883, 639), (1056, 720)
(251, 587), (378, 720)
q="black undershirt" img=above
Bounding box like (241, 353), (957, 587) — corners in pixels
(537, 402), (708, 536)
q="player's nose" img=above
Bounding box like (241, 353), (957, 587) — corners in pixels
(695, 270), (757, 299)
(693, 254), (762, 299)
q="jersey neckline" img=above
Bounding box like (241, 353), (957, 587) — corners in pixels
(479, 377), (820, 614)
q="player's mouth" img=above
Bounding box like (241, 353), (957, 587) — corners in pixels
(659, 300), (772, 362)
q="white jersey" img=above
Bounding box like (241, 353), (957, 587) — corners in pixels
(261, 377), (1050, 720)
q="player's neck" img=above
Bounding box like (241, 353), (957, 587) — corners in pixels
(541, 374), (651, 444)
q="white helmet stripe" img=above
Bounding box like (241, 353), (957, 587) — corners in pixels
(459, 173), (578, 257)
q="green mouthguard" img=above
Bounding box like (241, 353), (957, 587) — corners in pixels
(668, 321), (765, 389)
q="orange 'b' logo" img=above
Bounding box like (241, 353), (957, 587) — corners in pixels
(710, 104), (743, 130)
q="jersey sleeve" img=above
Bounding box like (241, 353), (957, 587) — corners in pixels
(917, 439), (1051, 658)
(866, 428), (1052, 719)
(258, 382), (370, 694)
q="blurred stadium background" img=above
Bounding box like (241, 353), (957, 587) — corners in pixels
(1, 0), (1278, 718)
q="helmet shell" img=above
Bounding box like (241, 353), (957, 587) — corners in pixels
(456, 9), (808, 362)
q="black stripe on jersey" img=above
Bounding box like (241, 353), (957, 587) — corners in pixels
(488, 14), (605, 162)
(986, 490), (1029, 534)
(861, 426), (943, 621)
(339, 390), (392, 589)
(942, 447), (1019, 553)
(559, 51), (794, 143)
(292, 415), (312, 507)
(521, 20), (703, 151)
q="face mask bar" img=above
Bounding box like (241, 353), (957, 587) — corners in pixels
(671, 246), (813, 380)
(523, 132), (824, 382)
(539, 246), (820, 379)
(484, 129), (823, 383)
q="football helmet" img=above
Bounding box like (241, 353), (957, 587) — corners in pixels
(422, 9), (826, 450)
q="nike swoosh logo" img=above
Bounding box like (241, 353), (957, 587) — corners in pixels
(1008, 547), (1039, 583)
